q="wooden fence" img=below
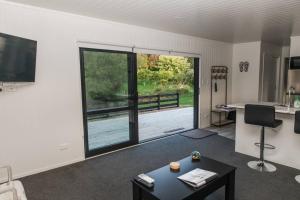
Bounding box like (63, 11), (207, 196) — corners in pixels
(86, 93), (180, 119)
(138, 93), (179, 111)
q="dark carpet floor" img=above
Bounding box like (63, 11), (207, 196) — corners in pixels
(21, 133), (300, 200)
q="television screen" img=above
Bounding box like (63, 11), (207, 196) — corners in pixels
(0, 33), (37, 82)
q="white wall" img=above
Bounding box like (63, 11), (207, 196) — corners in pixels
(232, 41), (285, 103)
(0, 0), (232, 178)
(231, 42), (261, 103)
(290, 36), (300, 56)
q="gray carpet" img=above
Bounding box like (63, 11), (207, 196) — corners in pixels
(21, 133), (300, 200)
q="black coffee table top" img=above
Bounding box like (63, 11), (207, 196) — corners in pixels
(132, 156), (236, 200)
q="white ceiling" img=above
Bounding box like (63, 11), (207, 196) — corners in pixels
(6, 0), (300, 45)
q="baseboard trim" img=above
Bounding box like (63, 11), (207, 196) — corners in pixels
(13, 130), (197, 179)
(12, 135), (176, 179)
(86, 132), (181, 160)
(14, 157), (84, 179)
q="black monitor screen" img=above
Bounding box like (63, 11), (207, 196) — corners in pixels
(290, 57), (300, 70)
(0, 33), (37, 82)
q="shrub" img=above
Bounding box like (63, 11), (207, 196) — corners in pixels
(137, 54), (194, 95)
(84, 51), (128, 100)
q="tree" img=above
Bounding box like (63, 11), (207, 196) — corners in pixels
(84, 51), (128, 101)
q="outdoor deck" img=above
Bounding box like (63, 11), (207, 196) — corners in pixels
(88, 107), (193, 150)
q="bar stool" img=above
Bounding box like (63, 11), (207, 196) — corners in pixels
(244, 104), (282, 172)
(294, 110), (300, 183)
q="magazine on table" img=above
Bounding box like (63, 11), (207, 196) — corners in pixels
(177, 168), (218, 188)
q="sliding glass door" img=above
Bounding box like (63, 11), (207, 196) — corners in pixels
(80, 48), (138, 157)
(136, 55), (199, 141)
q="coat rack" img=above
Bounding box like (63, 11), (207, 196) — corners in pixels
(210, 66), (235, 127)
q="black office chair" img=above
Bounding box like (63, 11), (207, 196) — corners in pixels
(294, 111), (300, 183)
(244, 104), (282, 172)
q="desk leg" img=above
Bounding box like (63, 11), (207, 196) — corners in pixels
(132, 182), (142, 200)
(225, 171), (235, 200)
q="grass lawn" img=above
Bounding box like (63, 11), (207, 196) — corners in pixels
(180, 93), (193, 107)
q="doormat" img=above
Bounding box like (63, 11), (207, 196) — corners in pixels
(180, 129), (217, 139)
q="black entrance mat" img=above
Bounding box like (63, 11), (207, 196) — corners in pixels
(180, 129), (217, 139)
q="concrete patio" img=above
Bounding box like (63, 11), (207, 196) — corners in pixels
(88, 107), (193, 150)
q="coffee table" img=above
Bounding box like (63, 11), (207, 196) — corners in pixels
(132, 156), (236, 200)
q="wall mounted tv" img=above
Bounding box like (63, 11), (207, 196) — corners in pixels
(0, 33), (37, 82)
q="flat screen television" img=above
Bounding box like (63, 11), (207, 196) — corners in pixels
(0, 33), (37, 82)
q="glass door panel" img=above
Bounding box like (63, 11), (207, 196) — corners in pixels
(80, 48), (137, 157)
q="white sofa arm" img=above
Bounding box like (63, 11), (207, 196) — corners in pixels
(0, 166), (13, 184)
(0, 186), (18, 200)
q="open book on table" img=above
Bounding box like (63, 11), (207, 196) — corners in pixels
(177, 168), (218, 188)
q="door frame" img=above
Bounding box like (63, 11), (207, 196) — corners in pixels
(79, 48), (138, 158)
(260, 52), (281, 102)
(194, 57), (200, 129)
(80, 49), (200, 157)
